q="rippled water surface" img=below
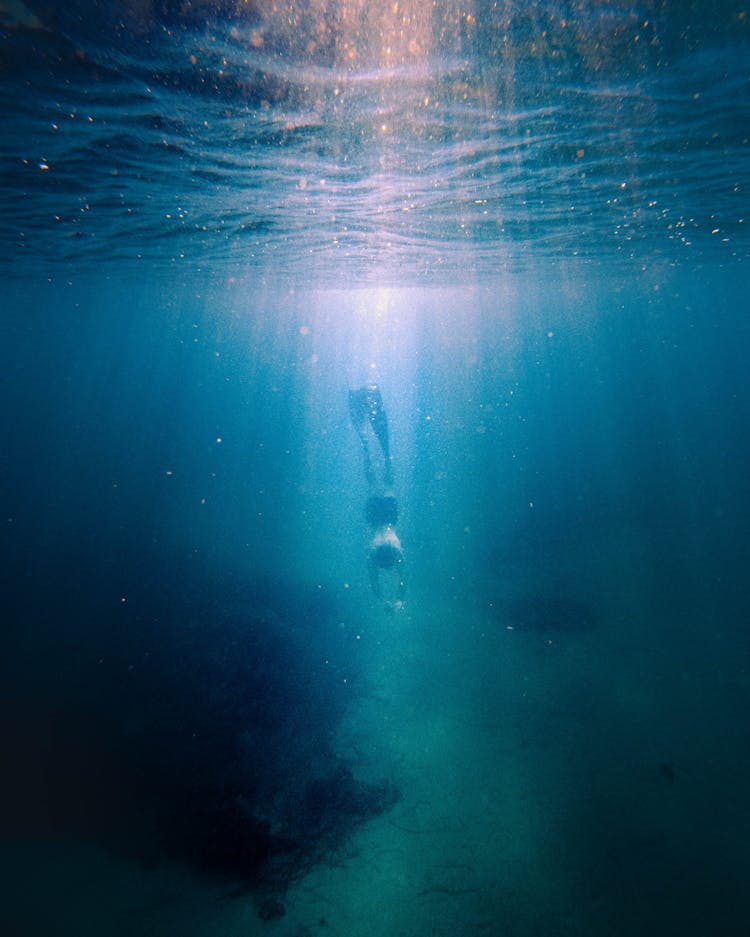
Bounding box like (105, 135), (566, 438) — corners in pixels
(2, 1), (748, 282)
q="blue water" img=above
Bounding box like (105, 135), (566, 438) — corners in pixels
(2, 3), (750, 936)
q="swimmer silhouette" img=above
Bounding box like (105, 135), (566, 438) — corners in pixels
(349, 385), (406, 607)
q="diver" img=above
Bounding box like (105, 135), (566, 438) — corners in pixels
(349, 385), (406, 608)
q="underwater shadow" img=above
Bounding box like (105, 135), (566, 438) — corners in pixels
(2, 567), (399, 910)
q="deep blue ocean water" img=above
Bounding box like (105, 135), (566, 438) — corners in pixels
(2, 3), (749, 936)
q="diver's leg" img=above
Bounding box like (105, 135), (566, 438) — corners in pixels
(366, 386), (393, 486)
(361, 444), (375, 488)
(349, 388), (376, 487)
(349, 388), (369, 435)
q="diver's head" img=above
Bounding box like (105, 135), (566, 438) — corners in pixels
(373, 542), (399, 569)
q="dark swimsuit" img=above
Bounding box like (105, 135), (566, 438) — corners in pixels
(366, 494), (398, 528)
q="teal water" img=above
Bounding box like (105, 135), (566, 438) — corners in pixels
(2, 3), (749, 936)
